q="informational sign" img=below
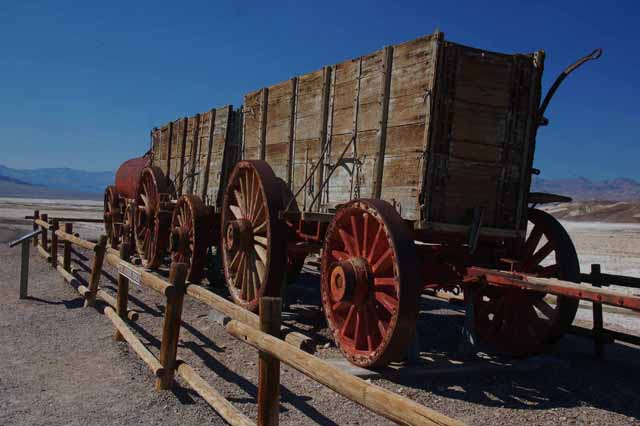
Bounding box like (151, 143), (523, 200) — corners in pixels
(118, 262), (141, 287)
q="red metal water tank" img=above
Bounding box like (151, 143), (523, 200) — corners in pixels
(114, 156), (151, 199)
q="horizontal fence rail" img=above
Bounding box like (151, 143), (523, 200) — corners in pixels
(22, 212), (464, 426)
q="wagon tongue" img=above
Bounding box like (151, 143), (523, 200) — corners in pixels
(537, 48), (603, 126)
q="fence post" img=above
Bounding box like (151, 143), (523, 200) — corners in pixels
(591, 264), (605, 360)
(63, 223), (73, 272)
(32, 209), (39, 247)
(50, 219), (59, 268)
(19, 240), (30, 299)
(40, 213), (48, 251)
(156, 262), (187, 390)
(258, 297), (282, 426)
(84, 235), (107, 308)
(114, 242), (132, 342)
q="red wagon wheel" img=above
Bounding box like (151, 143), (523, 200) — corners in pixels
(134, 166), (171, 269)
(321, 199), (421, 367)
(121, 201), (135, 247)
(103, 185), (122, 249)
(170, 194), (210, 284)
(221, 161), (287, 312)
(468, 208), (580, 356)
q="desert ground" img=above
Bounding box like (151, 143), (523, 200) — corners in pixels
(1, 198), (639, 425)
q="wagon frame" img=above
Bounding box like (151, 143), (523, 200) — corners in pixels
(103, 29), (629, 369)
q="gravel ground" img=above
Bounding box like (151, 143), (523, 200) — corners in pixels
(2, 200), (640, 425)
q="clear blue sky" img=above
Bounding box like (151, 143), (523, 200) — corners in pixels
(0, 0), (638, 179)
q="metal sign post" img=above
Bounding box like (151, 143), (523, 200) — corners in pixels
(9, 229), (44, 299)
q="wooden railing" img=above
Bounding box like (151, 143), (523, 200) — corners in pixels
(23, 211), (464, 426)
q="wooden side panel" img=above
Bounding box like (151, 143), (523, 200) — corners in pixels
(423, 42), (542, 229)
(151, 124), (172, 178)
(168, 118), (187, 194)
(242, 34), (437, 219)
(264, 80), (294, 183)
(204, 106), (234, 207)
(291, 69), (325, 210)
(151, 128), (162, 169)
(378, 35), (437, 220)
(324, 50), (385, 209)
(243, 90), (264, 161)
(183, 114), (201, 195)
(193, 111), (213, 199)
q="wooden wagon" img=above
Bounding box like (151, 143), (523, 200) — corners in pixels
(105, 29), (614, 368)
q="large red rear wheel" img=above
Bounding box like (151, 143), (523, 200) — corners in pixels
(104, 185), (122, 249)
(170, 194), (210, 283)
(321, 199), (421, 367)
(467, 208), (580, 356)
(134, 167), (171, 269)
(221, 161), (287, 312)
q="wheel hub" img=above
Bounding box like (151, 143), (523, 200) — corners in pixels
(170, 227), (188, 252)
(329, 258), (371, 305)
(225, 219), (253, 252)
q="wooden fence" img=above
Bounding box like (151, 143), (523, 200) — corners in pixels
(24, 211), (464, 426)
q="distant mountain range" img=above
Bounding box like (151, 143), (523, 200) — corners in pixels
(0, 174), (103, 200)
(532, 177), (640, 201)
(0, 164), (113, 195)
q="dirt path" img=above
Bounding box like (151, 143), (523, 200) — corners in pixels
(2, 199), (640, 425)
(0, 245), (227, 426)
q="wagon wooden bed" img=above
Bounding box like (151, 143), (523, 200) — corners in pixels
(104, 30), (624, 368)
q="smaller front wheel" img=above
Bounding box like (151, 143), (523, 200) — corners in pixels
(104, 185), (122, 249)
(134, 167), (171, 269)
(221, 161), (287, 312)
(170, 195), (210, 283)
(321, 199), (421, 367)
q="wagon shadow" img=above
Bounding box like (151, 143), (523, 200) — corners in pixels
(383, 297), (640, 420)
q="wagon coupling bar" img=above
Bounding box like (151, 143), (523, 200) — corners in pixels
(285, 137), (333, 212)
(537, 48), (603, 124)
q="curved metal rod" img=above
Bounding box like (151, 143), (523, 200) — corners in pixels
(538, 48), (603, 120)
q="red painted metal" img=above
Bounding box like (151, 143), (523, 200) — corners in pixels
(466, 267), (640, 312)
(115, 156), (151, 200)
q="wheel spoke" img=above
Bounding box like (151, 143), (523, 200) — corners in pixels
(350, 216), (361, 257)
(524, 225), (543, 258)
(230, 205), (243, 220)
(533, 298), (556, 319)
(372, 248), (393, 274)
(229, 250), (241, 272)
(252, 202), (266, 227)
(234, 189), (246, 216)
(331, 250), (350, 261)
(362, 213), (369, 259)
(526, 241), (554, 269)
(341, 305), (357, 338)
(253, 219), (267, 235)
(367, 225), (383, 263)
(254, 235), (268, 246)
(254, 244), (267, 265)
(255, 256), (266, 284)
(375, 290), (397, 313)
(338, 228), (357, 257)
